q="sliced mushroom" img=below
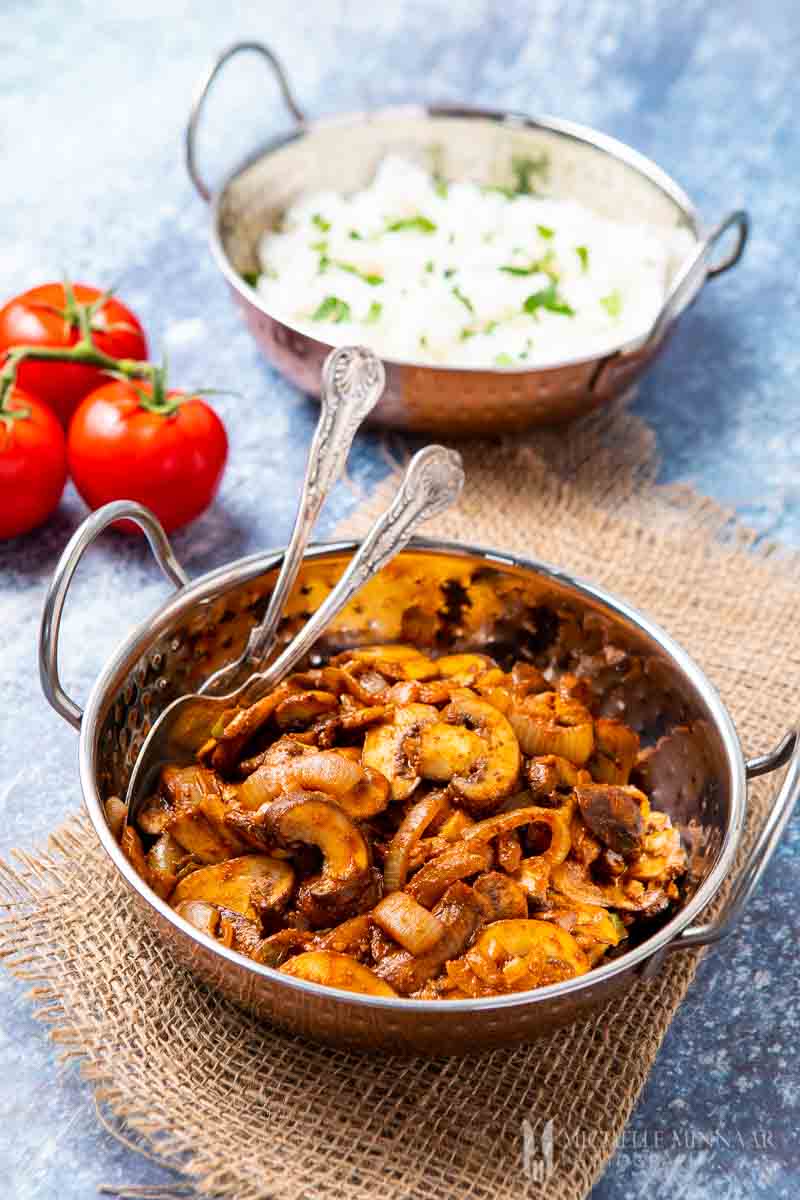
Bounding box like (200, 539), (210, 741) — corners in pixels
(418, 722), (485, 782)
(550, 859), (666, 913)
(257, 927), (313, 967)
(261, 791), (374, 927)
(205, 682), (294, 771)
(314, 703), (396, 749)
(373, 881), (486, 995)
(416, 679), (462, 705)
(509, 662), (550, 699)
(437, 689), (521, 812)
(339, 644), (438, 682)
(174, 898), (222, 940)
(508, 691), (595, 764)
(457, 918), (589, 994)
(473, 669), (513, 715)
(283, 667), (351, 697)
(159, 765), (248, 863)
(239, 743), (390, 820)
(362, 703), (439, 801)
(525, 754), (588, 804)
(543, 904), (627, 964)
(280, 950), (398, 996)
(167, 796), (248, 864)
(174, 899), (307, 965)
(216, 905), (276, 961)
(434, 653), (497, 685)
(587, 718), (640, 785)
(170, 854), (295, 921)
(575, 783), (645, 855)
(473, 871), (528, 921)
(627, 817), (686, 880)
(274, 689), (339, 730)
(314, 914), (373, 959)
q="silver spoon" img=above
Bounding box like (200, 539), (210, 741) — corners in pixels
(124, 444), (464, 822)
(201, 344), (385, 698)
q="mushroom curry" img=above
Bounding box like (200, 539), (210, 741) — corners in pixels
(109, 645), (688, 1000)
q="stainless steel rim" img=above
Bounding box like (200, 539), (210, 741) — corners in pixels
(78, 537), (747, 1016)
(209, 103), (710, 375)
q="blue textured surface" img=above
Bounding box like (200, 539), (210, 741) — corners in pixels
(1, 3), (798, 1197)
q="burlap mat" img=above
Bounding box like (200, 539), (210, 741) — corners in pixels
(1, 400), (797, 1200)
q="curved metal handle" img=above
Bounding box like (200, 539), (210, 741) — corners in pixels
(645, 209), (749, 350)
(235, 445), (464, 703)
(671, 729), (799, 950)
(39, 502), (189, 731)
(186, 40), (305, 202)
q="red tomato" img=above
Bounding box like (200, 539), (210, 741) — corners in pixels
(0, 282), (148, 426)
(67, 380), (228, 534)
(0, 387), (68, 538)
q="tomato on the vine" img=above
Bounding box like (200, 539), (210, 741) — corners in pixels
(0, 282), (147, 426)
(0, 387), (68, 539)
(67, 379), (228, 534)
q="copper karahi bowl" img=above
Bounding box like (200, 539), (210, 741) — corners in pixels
(185, 40), (748, 435)
(40, 503), (798, 1054)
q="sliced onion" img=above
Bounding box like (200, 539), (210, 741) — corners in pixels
(383, 791), (449, 892)
(461, 805), (542, 843)
(550, 859), (644, 911)
(373, 892), (445, 956)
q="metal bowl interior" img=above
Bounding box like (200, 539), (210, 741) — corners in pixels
(80, 542), (744, 1053)
(211, 108), (703, 431)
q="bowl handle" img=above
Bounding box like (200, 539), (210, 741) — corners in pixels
(644, 209), (750, 350)
(186, 41), (305, 203)
(39, 502), (189, 732)
(670, 729), (799, 950)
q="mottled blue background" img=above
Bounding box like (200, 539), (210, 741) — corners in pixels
(1, 2), (798, 1197)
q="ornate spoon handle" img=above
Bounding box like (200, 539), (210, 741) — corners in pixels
(203, 345), (384, 695)
(235, 444), (464, 702)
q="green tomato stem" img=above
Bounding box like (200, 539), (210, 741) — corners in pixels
(0, 339), (158, 414)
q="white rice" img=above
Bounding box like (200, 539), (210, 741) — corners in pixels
(255, 155), (693, 368)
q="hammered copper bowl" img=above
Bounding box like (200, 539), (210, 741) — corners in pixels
(185, 40), (749, 434)
(39, 502), (799, 1054)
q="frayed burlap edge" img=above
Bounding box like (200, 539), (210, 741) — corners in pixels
(1, 398), (797, 1200)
